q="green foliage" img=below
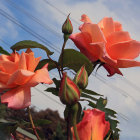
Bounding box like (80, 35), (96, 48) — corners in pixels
(0, 46), (10, 55)
(59, 49), (93, 75)
(10, 40), (53, 56)
(0, 103), (7, 119)
(34, 119), (51, 126)
(36, 59), (57, 71)
(81, 93), (98, 101)
(45, 78), (60, 96)
(52, 122), (66, 140)
(83, 89), (103, 96)
(0, 119), (17, 140)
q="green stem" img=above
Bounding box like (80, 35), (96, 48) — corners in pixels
(71, 103), (80, 140)
(73, 120), (80, 140)
(66, 114), (71, 140)
(61, 34), (69, 73)
(27, 107), (41, 140)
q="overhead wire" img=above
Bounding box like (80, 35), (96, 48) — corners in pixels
(0, 6), (137, 102)
(42, 0), (80, 25)
(0, 8), (61, 54)
(0, 1), (135, 121)
(4, 0), (62, 39)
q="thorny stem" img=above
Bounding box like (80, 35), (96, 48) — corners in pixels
(27, 107), (41, 140)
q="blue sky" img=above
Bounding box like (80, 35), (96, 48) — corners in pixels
(0, 0), (140, 139)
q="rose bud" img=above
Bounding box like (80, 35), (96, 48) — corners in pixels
(62, 14), (73, 36)
(59, 73), (81, 105)
(74, 65), (88, 89)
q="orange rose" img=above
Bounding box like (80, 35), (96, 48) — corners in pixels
(0, 49), (53, 109)
(70, 14), (140, 76)
(72, 109), (110, 140)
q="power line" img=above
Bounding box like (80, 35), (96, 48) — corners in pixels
(4, 0), (62, 39)
(42, 0), (80, 25)
(0, 6), (136, 101)
(92, 72), (137, 101)
(118, 76), (140, 94)
(33, 86), (64, 107)
(0, 1), (137, 121)
(0, 9), (61, 54)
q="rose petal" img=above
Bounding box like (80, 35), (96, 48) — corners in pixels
(117, 59), (140, 68)
(0, 71), (11, 84)
(106, 31), (131, 49)
(18, 52), (27, 70)
(0, 54), (10, 61)
(114, 21), (123, 31)
(107, 40), (140, 60)
(80, 23), (106, 43)
(7, 69), (35, 86)
(103, 63), (123, 76)
(91, 109), (110, 140)
(89, 42), (106, 60)
(25, 51), (41, 71)
(98, 17), (115, 37)
(1, 86), (31, 109)
(70, 32), (97, 61)
(0, 60), (18, 74)
(28, 64), (53, 87)
(80, 14), (92, 23)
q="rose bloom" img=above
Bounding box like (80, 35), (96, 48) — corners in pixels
(70, 14), (140, 76)
(0, 49), (53, 109)
(72, 109), (110, 140)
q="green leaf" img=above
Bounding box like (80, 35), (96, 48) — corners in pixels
(59, 49), (93, 75)
(36, 59), (57, 71)
(46, 87), (59, 96)
(108, 118), (119, 130)
(81, 93), (98, 101)
(87, 100), (96, 108)
(104, 108), (117, 118)
(34, 119), (51, 126)
(0, 46), (10, 55)
(0, 119), (17, 140)
(96, 97), (107, 109)
(83, 89), (103, 96)
(53, 78), (61, 88)
(105, 132), (111, 140)
(10, 40), (53, 55)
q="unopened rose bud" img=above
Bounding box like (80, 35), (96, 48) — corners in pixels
(59, 73), (80, 105)
(74, 65), (88, 89)
(62, 14), (73, 36)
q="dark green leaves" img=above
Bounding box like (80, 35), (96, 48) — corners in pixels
(34, 119), (51, 126)
(45, 78), (60, 96)
(11, 40), (53, 56)
(36, 59), (57, 71)
(0, 46), (10, 55)
(59, 49), (93, 75)
(83, 89), (103, 96)
(0, 119), (17, 140)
